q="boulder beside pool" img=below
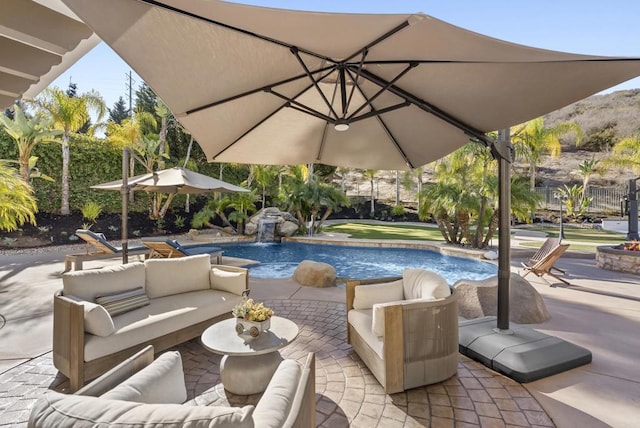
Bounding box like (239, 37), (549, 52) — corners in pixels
(453, 273), (550, 324)
(293, 260), (336, 288)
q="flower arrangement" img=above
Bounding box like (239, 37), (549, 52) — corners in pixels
(232, 298), (274, 322)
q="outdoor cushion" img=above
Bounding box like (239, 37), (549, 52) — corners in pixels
(95, 287), (150, 317)
(63, 263), (146, 302)
(253, 359), (302, 428)
(403, 268), (451, 300)
(210, 267), (245, 295)
(347, 309), (383, 359)
(352, 279), (404, 310)
(100, 351), (186, 404)
(66, 295), (115, 337)
(84, 289), (244, 362)
(144, 254), (210, 298)
(372, 297), (438, 337)
(28, 392), (254, 428)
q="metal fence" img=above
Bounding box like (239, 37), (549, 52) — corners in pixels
(534, 186), (628, 214)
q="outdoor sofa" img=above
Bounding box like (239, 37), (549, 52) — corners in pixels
(346, 268), (459, 393)
(53, 254), (248, 391)
(31, 345), (316, 428)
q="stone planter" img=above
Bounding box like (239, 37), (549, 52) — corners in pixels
(235, 317), (271, 338)
(596, 245), (640, 275)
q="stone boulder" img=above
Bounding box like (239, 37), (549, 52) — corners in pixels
(246, 207), (299, 240)
(453, 273), (550, 324)
(293, 260), (336, 288)
(279, 221), (299, 237)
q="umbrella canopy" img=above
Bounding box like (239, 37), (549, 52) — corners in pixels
(0, 0), (99, 110)
(91, 166), (248, 194)
(60, 0), (640, 170)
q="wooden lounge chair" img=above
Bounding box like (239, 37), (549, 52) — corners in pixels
(65, 229), (150, 272)
(522, 243), (571, 285)
(525, 237), (565, 275)
(142, 238), (223, 264)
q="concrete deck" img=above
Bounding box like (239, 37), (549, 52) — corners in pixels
(1, 233), (639, 427)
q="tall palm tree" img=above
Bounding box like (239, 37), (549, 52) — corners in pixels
(0, 105), (60, 182)
(0, 160), (37, 231)
(603, 136), (640, 173)
(228, 191), (258, 235)
(576, 157), (601, 202)
(511, 117), (583, 190)
(35, 87), (106, 214)
(362, 169), (377, 215)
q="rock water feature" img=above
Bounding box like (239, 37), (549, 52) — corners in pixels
(245, 207), (299, 242)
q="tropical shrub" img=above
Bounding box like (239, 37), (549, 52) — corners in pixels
(0, 160), (37, 231)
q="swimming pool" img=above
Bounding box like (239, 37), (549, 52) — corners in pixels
(218, 242), (497, 283)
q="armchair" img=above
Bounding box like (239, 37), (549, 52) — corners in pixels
(346, 269), (459, 393)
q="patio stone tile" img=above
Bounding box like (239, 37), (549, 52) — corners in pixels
(460, 377), (484, 389)
(515, 397), (544, 411)
(406, 388), (428, 403)
(479, 415), (507, 428)
(505, 385), (531, 398)
(468, 389), (493, 403)
(337, 398), (362, 419)
(320, 412), (349, 427)
(407, 401), (430, 419)
(445, 384), (470, 396)
(524, 410), (554, 426)
(359, 401), (383, 419)
(432, 404), (455, 419)
(501, 410), (530, 426)
(487, 387), (512, 399)
(377, 416), (406, 428)
(431, 416), (456, 428)
(451, 395), (475, 410)
(494, 398), (520, 411)
(474, 402), (502, 418)
(454, 407), (481, 424)
(382, 404), (408, 421)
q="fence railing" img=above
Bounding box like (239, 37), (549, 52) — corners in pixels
(534, 186), (628, 214)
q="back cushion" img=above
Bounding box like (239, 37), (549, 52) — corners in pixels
(352, 279), (404, 310)
(63, 263), (146, 302)
(145, 255), (211, 298)
(29, 392), (254, 428)
(253, 359), (302, 428)
(403, 268), (451, 300)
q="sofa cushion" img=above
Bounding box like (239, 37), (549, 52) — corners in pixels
(29, 392), (254, 428)
(352, 279), (404, 310)
(145, 255), (211, 298)
(84, 289), (244, 362)
(210, 268), (246, 296)
(403, 268), (451, 300)
(63, 263), (146, 302)
(347, 309), (383, 359)
(66, 295), (115, 337)
(253, 359), (301, 428)
(95, 287), (150, 317)
(100, 351), (186, 404)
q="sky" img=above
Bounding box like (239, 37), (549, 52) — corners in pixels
(51, 0), (640, 111)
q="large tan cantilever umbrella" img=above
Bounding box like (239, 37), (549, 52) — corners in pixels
(91, 166), (248, 261)
(63, 0), (640, 333)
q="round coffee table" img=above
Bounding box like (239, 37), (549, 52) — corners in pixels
(201, 316), (299, 395)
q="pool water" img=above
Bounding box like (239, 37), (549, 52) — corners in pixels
(219, 242), (497, 283)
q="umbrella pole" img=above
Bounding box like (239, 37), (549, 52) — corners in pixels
(121, 148), (129, 264)
(496, 128), (512, 332)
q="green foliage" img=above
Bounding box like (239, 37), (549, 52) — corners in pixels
(555, 184), (592, 219)
(81, 201), (102, 223)
(0, 160), (37, 231)
(173, 215), (186, 229)
(391, 205), (406, 216)
(580, 122), (618, 151)
(109, 96), (130, 124)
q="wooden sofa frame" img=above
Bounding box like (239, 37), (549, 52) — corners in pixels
(53, 264), (248, 392)
(346, 277), (459, 394)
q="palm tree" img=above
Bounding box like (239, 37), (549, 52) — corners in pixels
(511, 117), (583, 190)
(0, 105), (60, 182)
(362, 169), (377, 215)
(576, 157), (601, 202)
(228, 191), (258, 235)
(249, 164), (278, 208)
(35, 87), (106, 214)
(0, 160), (37, 231)
(603, 136), (640, 173)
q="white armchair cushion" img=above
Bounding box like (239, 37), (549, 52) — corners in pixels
(371, 297), (438, 337)
(210, 268), (246, 296)
(352, 279), (404, 310)
(100, 351), (186, 404)
(253, 359), (302, 428)
(403, 268), (451, 300)
(29, 392), (254, 428)
(66, 295), (115, 337)
(145, 254), (211, 298)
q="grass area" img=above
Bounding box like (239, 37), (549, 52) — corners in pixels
(324, 223), (445, 241)
(324, 222), (627, 254)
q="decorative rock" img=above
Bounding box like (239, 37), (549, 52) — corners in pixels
(453, 273), (550, 324)
(483, 250), (499, 260)
(293, 260), (336, 288)
(279, 221), (299, 237)
(246, 207), (299, 240)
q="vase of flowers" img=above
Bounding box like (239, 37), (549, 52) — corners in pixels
(232, 298), (274, 338)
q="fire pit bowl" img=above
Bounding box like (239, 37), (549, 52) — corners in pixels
(596, 244), (640, 274)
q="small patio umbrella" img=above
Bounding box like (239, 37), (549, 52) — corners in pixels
(91, 166), (248, 262)
(64, 0), (640, 332)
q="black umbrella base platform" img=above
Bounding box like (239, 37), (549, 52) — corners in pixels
(459, 317), (592, 383)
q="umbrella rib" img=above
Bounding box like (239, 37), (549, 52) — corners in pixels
(291, 48), (339, 119)
(345, 49), (368, 110)
(346, 63), (417, 121)
(139, 0), (336, 64)
(343, 20), (411, 63)
(186, 65), (334, 115)
(355, 66), (493, 145)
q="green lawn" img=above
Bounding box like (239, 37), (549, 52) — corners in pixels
(324, 222), (627, 254)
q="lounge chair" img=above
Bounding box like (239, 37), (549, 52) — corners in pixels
(525, 237), (565, 275)
(64, 229), (150, 272)
(522, 243), (571, 285)
(141, 238), (223, 264)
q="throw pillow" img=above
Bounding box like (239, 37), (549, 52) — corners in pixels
(95, 287), (150, 317)
(402, 268), (451, 300)
(210, 268), (246, 295)
(63, 263), (146, 302)
(144, 254), (210, 298)
(253, 359), (302, 428)
(100, 351), (187, 404)
(352, 279), (404, 310)
(29, 392), (254, 428)
(65, 294), (115, 337)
